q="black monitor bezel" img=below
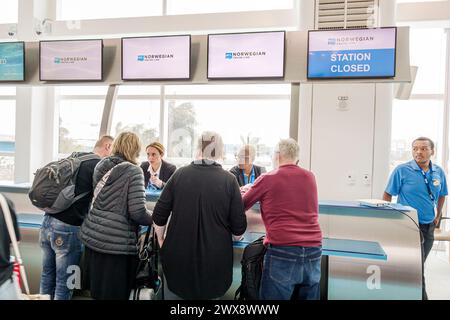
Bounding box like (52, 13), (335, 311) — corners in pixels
(306, 26), (397, 80)
(121, 34), (191, 81)
(207, 30), (286, 80)
(39, 39), (104, 82)
(0, 41), (25, 83)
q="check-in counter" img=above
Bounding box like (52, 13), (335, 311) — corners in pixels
(147, 193), (422, 299)
(236, 200), (422, 300)
(4, 185), (422, 299)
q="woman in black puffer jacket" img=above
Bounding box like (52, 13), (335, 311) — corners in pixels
(80, 131), (152, 300)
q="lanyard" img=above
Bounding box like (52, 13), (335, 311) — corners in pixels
(243, 167), (255, 185)
(419, 163), (435, 203)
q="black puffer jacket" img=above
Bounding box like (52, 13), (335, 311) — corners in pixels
(80, 155), (152, 255)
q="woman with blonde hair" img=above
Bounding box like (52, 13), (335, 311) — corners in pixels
(80, 131), (152, 300)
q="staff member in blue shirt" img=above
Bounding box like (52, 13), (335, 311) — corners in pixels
(229, 144), (266, 190)
(383, 137), (448, 300)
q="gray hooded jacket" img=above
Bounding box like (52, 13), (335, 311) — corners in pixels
(80, 155), (152, 255)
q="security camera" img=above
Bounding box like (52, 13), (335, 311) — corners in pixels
(7, 25), (17, 37)
(34, 18), (53, 36)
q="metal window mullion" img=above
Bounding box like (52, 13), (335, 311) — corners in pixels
(409, 94), (445, 100)
(442, 29), (450, 222)
(163, 94), (291, 100)
(0, 152), (14, 157)
(160, 85), (166, 145)
(58, 95), (290, 100)
(0, 96), (16, 100)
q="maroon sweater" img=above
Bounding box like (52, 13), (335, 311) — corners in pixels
(243, 164), (322, 247)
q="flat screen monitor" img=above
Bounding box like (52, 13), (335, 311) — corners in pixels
(40, 39), (103, 81)
(0, 42), (25, 82)
(307, 27), (397, 79)
(122, 35), (191, 80)
(207, 31), (285, 79)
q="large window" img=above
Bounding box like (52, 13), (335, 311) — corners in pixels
(0, 87), (16, 183)
(57, 84), (291, 170)
(57, 86), (107, 156)
(166, 0), (294, 15)
(164, 84), (291, 170)
(57, 0), (293, 20)
(390, 28), (446, 172)
(57, 0), (163, 20)
(0, 0), (18, 23)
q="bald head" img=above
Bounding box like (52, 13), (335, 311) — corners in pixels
(94, 135), (114, 158)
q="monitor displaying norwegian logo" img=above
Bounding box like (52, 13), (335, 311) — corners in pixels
(122, 35), (191, 80)
(40, 39), (103, 81)
(0, 42), (25, 82)
(307, 27), (397, 79)
(208, 31), (285, 79)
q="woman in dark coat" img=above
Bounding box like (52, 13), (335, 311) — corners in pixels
(152, 131), (247, 299)
(140, 142), (176, 190)
(80, 132), (152, 300)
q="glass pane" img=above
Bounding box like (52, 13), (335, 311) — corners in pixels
(118, 85), (161, 95)
(59, 100), (104, 154)
(0, 100), (15, 143)
(58, 86), (108, 96)
(167, 0), (294, 15)
(0, 87), (16, 95)
(397, 0), (442, 2)
(165, 84), (291, 95)
(110, 99), (161, 160)
(57, 0), (163, 20)
(410, 28), (446, 95)
(0, 0), (18, 23)
(390, 99), (444, 172)
(166, 99), (290, 170)
(0, 156), (14, 183)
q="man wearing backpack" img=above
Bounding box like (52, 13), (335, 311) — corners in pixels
(242, 139), (322, 300)
(38, 135), (113, 300)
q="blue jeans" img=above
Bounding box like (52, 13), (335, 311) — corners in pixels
(39, 215), (82, 300)
(260, 245), (322, 300)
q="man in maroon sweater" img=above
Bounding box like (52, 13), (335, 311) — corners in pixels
(242, 138), (322, 300)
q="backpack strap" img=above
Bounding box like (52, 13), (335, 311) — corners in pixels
(77, 153), (101, 162)
(90, 162), (128, 211)
(68, 153), (102, 203)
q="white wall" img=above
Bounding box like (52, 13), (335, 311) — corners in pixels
(297, 0), (396, 200)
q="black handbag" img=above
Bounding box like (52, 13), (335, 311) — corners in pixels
(130, 226), (163, 300)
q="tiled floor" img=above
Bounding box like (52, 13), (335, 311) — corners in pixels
(426, 246), (450, 300)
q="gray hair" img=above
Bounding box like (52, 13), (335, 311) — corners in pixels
(237, 144), (256, 162)
(196, 131), (224, 161)
(275, 138), (299, 162)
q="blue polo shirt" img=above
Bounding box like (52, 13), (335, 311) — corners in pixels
(242, 166), (256, 185)
(385, 160), (448, 224)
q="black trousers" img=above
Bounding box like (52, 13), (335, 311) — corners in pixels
(419, 222), (435, 300)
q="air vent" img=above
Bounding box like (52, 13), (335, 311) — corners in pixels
(316, 0), (379, 30)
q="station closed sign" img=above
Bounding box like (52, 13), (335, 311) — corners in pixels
(307, 27), (397, 79)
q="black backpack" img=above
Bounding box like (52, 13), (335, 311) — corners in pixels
(28, 152), (99, 214)
(234, 236), (267, 300)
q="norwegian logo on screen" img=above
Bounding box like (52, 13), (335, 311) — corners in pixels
(223, 51), (267, 60)
(137, 54), (175, 62)
(53, 56), (88, 64)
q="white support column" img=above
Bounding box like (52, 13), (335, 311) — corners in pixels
(14, 0), (57, 183)
(297, 0), (315, 169)
(371, 0), (396, 197)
